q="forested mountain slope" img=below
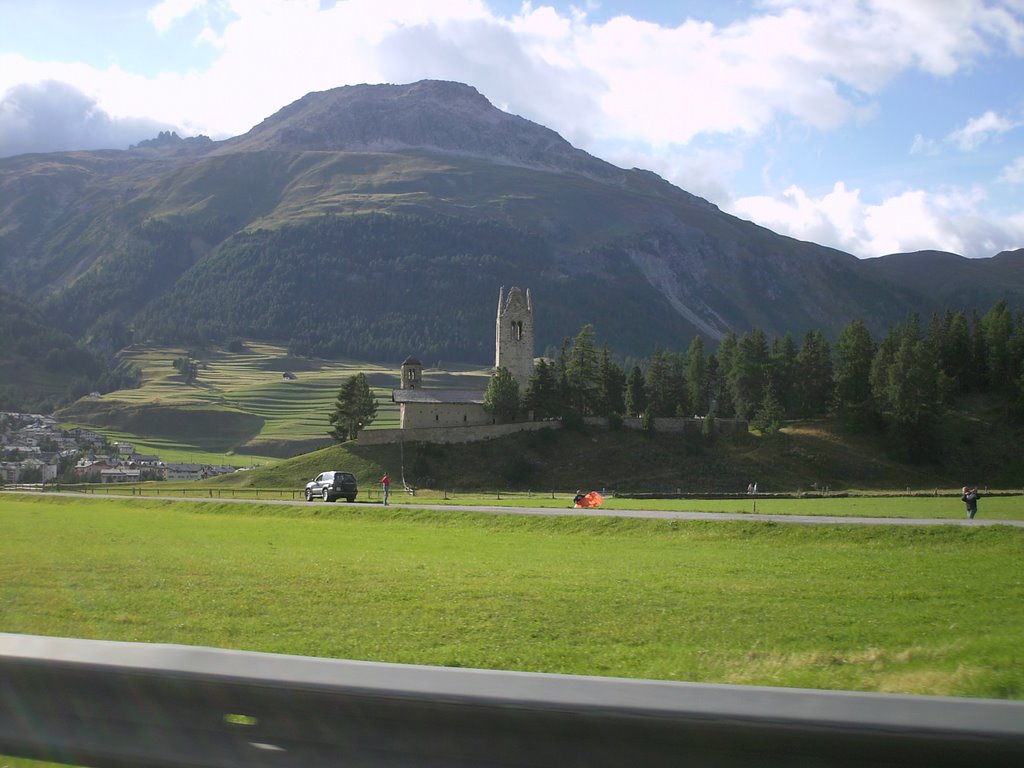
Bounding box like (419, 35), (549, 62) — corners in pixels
(1, 80), (1021, 371)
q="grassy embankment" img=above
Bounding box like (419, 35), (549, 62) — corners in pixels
(2, 493), (1022, 700)
(195, 396), (1024, 498)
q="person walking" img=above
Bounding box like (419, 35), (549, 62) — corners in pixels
(961, 486), (980, 519)
(380, 472), (391, 506)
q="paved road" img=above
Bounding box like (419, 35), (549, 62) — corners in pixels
(5, 490), (1022, 527)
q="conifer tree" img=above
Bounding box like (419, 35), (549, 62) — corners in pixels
(328, 373), (377, 442)
(728, 328), (768, 419)
(768, 333), (798, 416)
(686, 336), (709, 415)
(625, 365), (647, 417)
(793, 330), (833, 417)
(596, 345), (626, 416)
(484, 366), (521, 423)
(645, 347), (674, 417)
(752, 382), (784, 435)
(524, 359), (559, 419)
(833, 319), (875, 421)
(565, 324), (600, 414)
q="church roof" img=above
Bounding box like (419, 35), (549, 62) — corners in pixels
(401, 356), (422, 366)
(392, 389), (485, 405)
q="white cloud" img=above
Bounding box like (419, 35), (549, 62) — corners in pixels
(910, 133), (940, 155)
(148, 0), (208, 33)
(999, 156), (1024, 183)
(946, 110), (1021, 151)
(0, 80), (173, 156)
(731, 181), (1024, 258)
(11, 0), (1014, 149)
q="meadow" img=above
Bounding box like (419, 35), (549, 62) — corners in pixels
(54, 485), (1024, 521)
(58, 342), (491, 465)
(2, 493), (1022, 701)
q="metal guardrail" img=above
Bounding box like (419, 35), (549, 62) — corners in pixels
(2, 633), (1023, 767)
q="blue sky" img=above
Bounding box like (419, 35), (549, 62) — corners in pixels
(1, 0), (1022, 258)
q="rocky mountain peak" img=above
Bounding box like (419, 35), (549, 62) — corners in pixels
(218, 79), (624, 181)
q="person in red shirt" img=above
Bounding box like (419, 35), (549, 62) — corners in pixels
(380, 473), (390, 506)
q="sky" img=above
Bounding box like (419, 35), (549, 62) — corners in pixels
(1, 0), (1022, 259)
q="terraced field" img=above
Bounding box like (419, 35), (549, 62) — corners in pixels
(58, 342), (491, 465)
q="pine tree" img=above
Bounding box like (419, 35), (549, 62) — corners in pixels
(596, 345), (626, 416)
(645, 347), (673, 417)
(768, 333), (798, 416)
(983, 299), (1015, 393)
(793, 330), (833, 417)
(625, 365), (647, 417)
(752, 382), (784, 435)
(686, 336), (709, 415)
(729, 328), (768, 419)
(565, 324), (600, 415)
(712, 333), (737, 417)
(833, 319), (875, 420)
(328, 373), (378, 442)
(524, 358), (560, 419)
(484, 366), (521, 423)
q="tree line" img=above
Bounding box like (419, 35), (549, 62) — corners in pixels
(482, 299), (1023, 460)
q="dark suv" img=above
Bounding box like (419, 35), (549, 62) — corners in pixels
(305, 471), (358, 502)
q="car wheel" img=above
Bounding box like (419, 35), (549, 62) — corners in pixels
(346, 496), (355, 503)
(305, 489), (313, 502)
(323, 488), (332, 502)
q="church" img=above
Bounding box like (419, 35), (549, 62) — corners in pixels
(392, 287), (534, 430)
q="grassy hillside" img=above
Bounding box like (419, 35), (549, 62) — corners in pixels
(52, 342), (1024, 488)
(209, 400), (1024, 494)
(56, 341), (489, 464)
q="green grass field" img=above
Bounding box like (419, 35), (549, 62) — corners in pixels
(53, 485), (1024, 521)
(2, 493), (1022, 700)
(57, 341), (491, 465)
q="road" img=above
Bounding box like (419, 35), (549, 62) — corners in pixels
(5, 490), (1023, 527)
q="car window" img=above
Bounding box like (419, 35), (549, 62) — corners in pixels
(324, 472), (334, 481)
(338, 473), (355, 482)
(314, 474), (323, 483)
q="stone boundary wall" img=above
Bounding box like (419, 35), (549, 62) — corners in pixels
(583, 416), (749, 436)
(358, 420), (561, 446)
(360, 416), (747, 446)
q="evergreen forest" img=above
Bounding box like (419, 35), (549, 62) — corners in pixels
(526, 300), (1024, 462)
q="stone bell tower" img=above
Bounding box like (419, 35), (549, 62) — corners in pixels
(400, 356), (423, 389)
(495, 287), (534, 391)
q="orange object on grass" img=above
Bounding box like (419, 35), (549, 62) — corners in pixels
(574, 491), (604, 508)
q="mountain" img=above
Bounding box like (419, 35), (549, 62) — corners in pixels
(0, 290), (137, 411)
(1, 79), (1021, 372)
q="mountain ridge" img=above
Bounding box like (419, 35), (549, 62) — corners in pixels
(0, 79), (1021, 375)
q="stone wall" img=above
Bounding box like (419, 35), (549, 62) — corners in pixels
(359, 420), (561, 446)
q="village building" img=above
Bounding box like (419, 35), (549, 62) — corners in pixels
(392, 287), (534, 430)
(74, 457), (119, 480)
(0, 462), (20, 484)
(100, 468), (142, 484)
(164, 463), (206, 481)
(20, 454), (59, 483)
